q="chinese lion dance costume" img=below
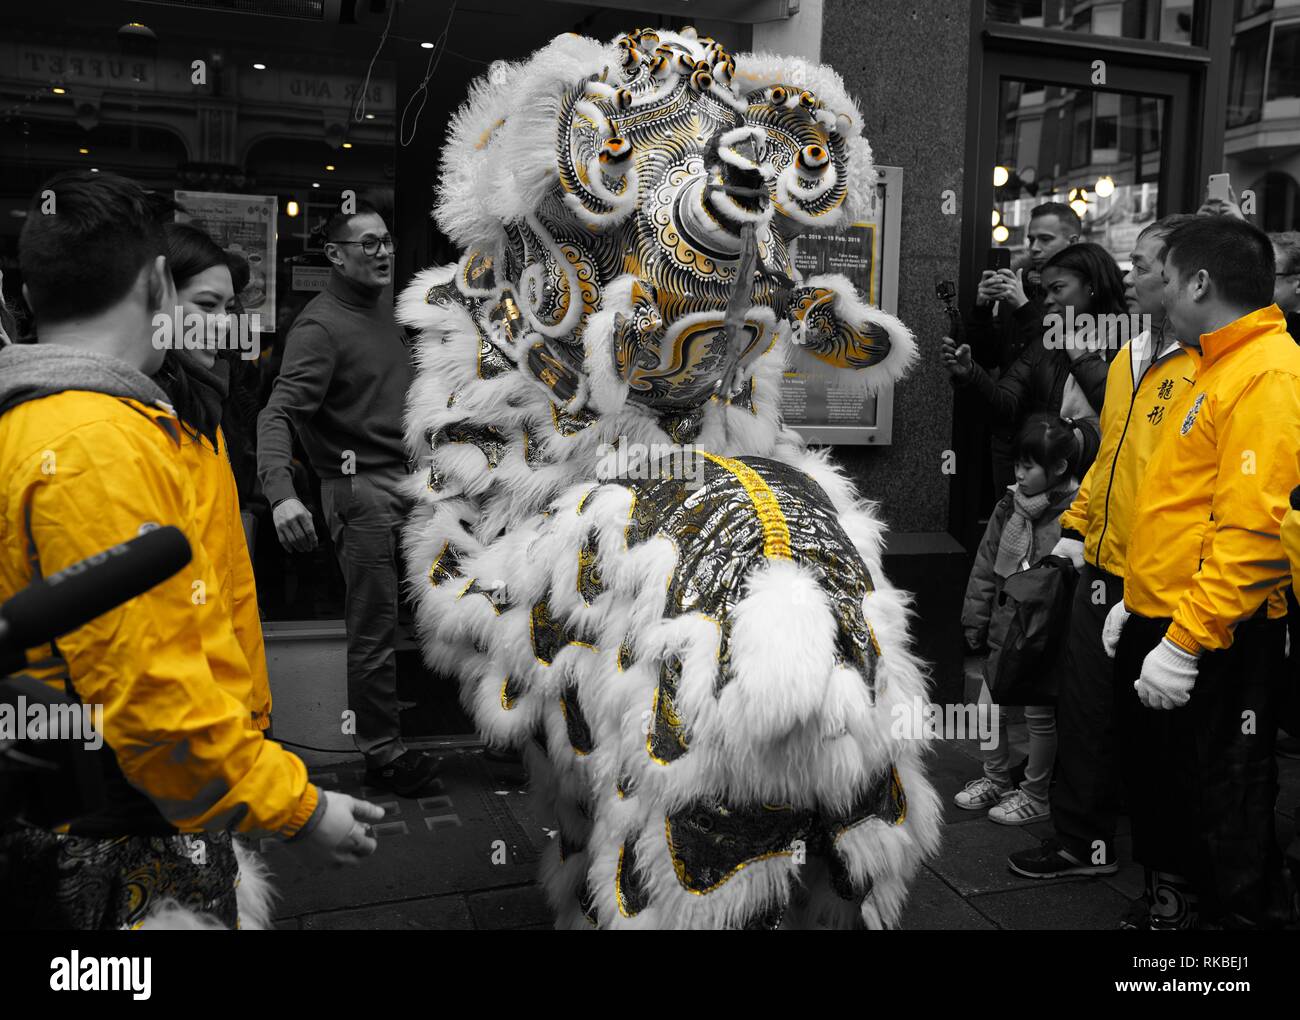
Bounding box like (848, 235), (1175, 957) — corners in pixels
(397, 26), (940, 929)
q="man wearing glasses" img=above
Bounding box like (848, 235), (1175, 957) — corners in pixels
(258, 202), (437, 796)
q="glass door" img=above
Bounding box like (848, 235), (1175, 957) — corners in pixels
(966, 50), (1196, 299)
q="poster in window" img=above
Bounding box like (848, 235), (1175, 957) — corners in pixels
(174, 190), (278, 329)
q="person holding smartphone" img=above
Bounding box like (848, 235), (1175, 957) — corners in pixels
(958, 202), (1082, 507)
(944, 241), (1124, 489)
(966, 201), (1082, 374)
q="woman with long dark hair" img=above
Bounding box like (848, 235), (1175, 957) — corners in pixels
(943, 241), (1128, 486)
(156, 221), (272, 734)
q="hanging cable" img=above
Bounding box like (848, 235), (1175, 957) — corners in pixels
(399, 0), (458, 148)
(352, 0), (398, 124)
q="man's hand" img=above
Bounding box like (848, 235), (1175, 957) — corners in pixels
(1051, 536), (1085, 570)
(1135, 638), (1199, 710)
(1101, 599), (1131, 658)
(975, 270), (1002, 307)
(273, 497), (318, 553)
(995, 267), (1029, 309)
(298, 791), (386, 867)
(1196, 189), (1245, 221)
(941, 335), (974, 381)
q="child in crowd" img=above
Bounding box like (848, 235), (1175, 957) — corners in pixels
(956, 414), (1080, 824)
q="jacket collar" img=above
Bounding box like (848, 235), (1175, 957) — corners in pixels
(1198, 304), (1288, 369)
(0, 343), (172, 418)
(327, 268), (382, 309)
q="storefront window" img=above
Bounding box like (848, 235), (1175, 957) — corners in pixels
(1227, 26), (1270, 127)
(1225, 11), (1300, 232)
(992, 78), (1166, 266)
(986, 0), (1200, 44)
(0, 14), (396, 621)
(1268, 21), (1300, 101)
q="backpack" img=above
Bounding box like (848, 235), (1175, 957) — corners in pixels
(984, 555), (1077, 705)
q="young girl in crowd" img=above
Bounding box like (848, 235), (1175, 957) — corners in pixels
(956, 414), (1080, 824)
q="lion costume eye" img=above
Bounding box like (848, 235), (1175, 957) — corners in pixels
(797, 144), (829, 173)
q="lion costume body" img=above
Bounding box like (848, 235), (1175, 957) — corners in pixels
(398, 26), (940, 929)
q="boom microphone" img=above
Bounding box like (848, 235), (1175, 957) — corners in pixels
(0, 525), (192, 674)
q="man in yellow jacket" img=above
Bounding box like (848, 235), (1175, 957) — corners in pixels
(1008, 214), (1198, 887)
(0, 171), (383, 929)
(1101, 216), (1300, 929)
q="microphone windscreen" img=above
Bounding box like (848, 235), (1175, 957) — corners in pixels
(0, 525), (192, 653)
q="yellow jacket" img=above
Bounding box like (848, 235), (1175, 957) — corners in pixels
(180, 426), (271, 731)
(1059, 331), (1196, 577)
(1125, 305), (1300, 653)
(1282, 485), (1300, 599)
(0, 384), (318, 838)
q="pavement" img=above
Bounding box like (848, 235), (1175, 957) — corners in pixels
(263, 717), (1300, 930)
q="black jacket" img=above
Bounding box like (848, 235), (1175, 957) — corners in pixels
(960, 338), (1108, 475)
(965, 294), (1046, 373)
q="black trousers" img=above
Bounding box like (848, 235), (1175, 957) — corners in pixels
(1053, 563), (1125, 865)
(1114, 610), (1290, 928)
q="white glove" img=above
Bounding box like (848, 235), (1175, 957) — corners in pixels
(1051, 536), (1085, 570)
(1101, 599), (1131, 659)
(1135, 638), (1199, 710)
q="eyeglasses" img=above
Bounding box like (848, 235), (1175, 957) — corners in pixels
(332, 234), (395, 257)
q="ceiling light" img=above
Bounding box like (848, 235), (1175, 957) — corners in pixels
(118, 22), (156, 40)
(311, 182), (320, 189)
(992, 224), (1010, 243)
(52, 86), (67, 95)
(325, 164), (335, 171)
(286, 200), (300, 217)
(420, 41), (435, 49)
(993, 165), (1010, 188)
(253, 63), (267, 71)
(365, 113), (375, 120)
(342, 142), (353, 149)
(78, 147), (89, 155)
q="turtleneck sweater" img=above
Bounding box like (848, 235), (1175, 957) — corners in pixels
(257, 269), (413, 505)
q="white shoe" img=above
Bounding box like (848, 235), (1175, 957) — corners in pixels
(988, 789), (1050, 826)
(954, 776), (1012, 811)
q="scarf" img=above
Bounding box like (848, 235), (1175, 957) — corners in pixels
(172, 351), (230, 450)
(993, 486), (1054, 579)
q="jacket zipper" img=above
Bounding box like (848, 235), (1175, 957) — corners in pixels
(1093, 346), (1169, 570)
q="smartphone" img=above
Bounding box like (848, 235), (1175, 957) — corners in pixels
(987, 247), (1011, 272)
(1207, 173), (1231, 204)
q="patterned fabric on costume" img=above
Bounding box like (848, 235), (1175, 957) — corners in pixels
(399, 26), (941, 928)
(0, 825), (238, 929)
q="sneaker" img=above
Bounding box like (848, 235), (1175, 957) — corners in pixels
(954, 776), (1013, 811)
(1008, 838), (1119, 879)
(364, 750), (441, 797)
(988, 788), (1050, 826)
